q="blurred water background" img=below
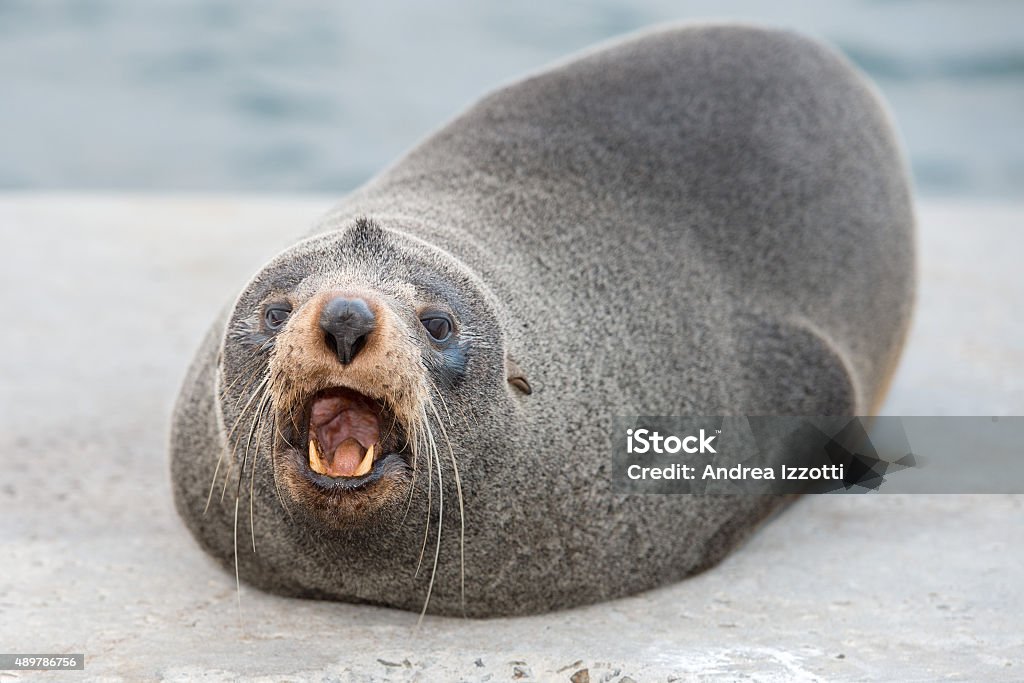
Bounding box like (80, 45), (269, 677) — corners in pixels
(1, 0), (1021, 198)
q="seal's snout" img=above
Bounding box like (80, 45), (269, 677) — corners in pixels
(263, 284), (425, 526)
(320, 295), (376, 365)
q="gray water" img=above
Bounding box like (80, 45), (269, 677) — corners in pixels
(1, 0), (1022, 198)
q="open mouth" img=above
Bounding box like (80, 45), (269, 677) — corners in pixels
(289, 387), (408, 484)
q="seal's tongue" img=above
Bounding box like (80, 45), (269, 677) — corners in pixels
(307, 389), (381, 478)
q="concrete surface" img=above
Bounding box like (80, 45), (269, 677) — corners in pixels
(0, 195), (1021, 682)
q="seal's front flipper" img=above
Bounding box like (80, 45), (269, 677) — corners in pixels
(738, 316), (859, 416)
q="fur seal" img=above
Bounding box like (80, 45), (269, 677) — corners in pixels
(171, 24), (915, 617)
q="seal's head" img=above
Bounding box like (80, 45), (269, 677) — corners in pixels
(217, 218), (511, 531)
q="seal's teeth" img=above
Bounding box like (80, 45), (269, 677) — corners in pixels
(309, 439), (328, 475)
(353, 443), (375, 477)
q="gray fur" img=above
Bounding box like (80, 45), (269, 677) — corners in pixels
(171, 24), (914, 616)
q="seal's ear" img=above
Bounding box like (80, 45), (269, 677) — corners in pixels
(506, 355), (532, 395)
(738, 316), (859, 416)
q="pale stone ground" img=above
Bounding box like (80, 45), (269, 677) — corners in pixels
(0, 195), (1020, 682)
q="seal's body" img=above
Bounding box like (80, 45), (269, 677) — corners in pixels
(171, 25), (914, 616)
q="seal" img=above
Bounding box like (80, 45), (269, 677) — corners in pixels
(170, 24), (915, 617)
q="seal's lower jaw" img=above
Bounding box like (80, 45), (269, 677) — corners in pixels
(275, 387), (412, 529)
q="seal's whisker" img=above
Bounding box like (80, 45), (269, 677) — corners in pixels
(222, 373), (271, 457)
(230, 373), (272, 621)
(221, 345), (272, 401)
(249, 389), (273, 554)
(417, 412), (444, 625)
(237, 383), (268, 534)
(427, 375), (473, 434)
(220, 353), (274, 433)
(400, 383), (441, 528)
(399, 416), (421, 528)
(221, 338), (275, 628)
(426, 386), (466, 616)
(377, 394), (402, 448)
(206, 373), (269, 513)
(202, 450), (225, 516)
(219, 346), (268, 395)
(414, 415), (434, 579)
(232, 493), (243, 626)
(270, 420), (297, 522)
(277, 371), (306, 438)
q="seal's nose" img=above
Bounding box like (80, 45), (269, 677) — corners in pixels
(320, 296), (376, 365)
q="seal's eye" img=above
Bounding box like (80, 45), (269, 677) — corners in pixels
(420, 313), (453, 342)
(264, 303), (292, 331)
